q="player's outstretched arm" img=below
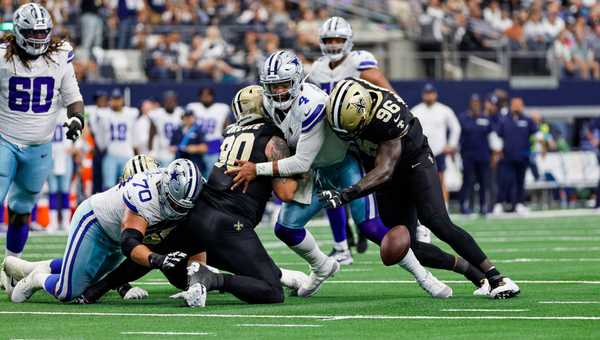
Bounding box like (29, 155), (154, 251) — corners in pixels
(120, 209), (186, 270)
(267, 136), (298, 202)
(319, 136), (402, 208)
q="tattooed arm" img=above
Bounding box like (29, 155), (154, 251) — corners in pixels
(267, 135), (298, 202)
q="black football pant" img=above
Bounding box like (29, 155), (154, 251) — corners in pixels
(376, 150), (489, 271)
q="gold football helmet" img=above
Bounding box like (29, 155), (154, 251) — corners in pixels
(121, 154), (160, 182)
(326, 79), (373, 140)
(231, 85), (266, 126)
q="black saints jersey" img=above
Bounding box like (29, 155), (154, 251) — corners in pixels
(202, 120), (284, 226)
(351, 78), (428, 170)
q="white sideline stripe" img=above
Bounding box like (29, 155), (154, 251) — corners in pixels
(134, 280), (600, 286)
(442, 309), (530, 312)
(2, 311), (600, 321)
(121, 331), (212, 336)
(539, 301), (600, 304)
(236, 324), (322, 328)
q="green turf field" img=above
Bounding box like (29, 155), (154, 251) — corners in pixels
(1, 214), (600, 339)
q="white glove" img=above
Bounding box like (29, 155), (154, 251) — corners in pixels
(123, 286), (149, 300)
(169, 283), (207, 308)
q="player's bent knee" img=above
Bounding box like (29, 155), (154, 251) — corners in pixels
(8, 210), (30, 225)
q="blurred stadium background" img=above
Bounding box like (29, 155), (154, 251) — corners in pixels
(0, 0), (599, 229)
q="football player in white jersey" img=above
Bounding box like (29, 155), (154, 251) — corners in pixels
(309, 16), (394, 94)
(0, 3), (84, 259)
(3, 158), (201, 303)
(186, 87), (230, 173)
(47, 109), (75, 231)
(149, 91), (183, 166)
(227, 51), (451, 299)
(98, 89), (139, 189)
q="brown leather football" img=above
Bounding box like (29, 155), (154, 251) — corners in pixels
(380, 225), (411, 266)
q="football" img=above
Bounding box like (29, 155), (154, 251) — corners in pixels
(380, 225), (411, 266)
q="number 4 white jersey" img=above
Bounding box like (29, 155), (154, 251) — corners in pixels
(308, 50), (378, 94)
(90, 170), (166, 243)
(0, 41), (83, 145)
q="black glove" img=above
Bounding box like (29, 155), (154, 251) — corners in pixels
(148, 251), (187, 271)
(318, 190), (345, 209)
(63, 113), (84, 141)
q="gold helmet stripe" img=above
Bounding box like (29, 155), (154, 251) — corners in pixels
(232, 88), (242, 120)
(331, 79), (353, 130)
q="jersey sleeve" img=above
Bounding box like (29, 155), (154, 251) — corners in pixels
(58, 42), (83, 106)
(122, 174), (162, 225)
(353, 51), (379, 72)
(276, 91), (327, 176)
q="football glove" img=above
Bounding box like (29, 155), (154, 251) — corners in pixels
(169, 283), (207, 307)
(318, 190), (345, 209)
(149, 251), (187, 271)
(63, 113), (84, 142)
(123, 286), (149, 300)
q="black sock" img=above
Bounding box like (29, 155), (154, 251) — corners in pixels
(453, 257), (486, 287)
(485, 267), (503, 287)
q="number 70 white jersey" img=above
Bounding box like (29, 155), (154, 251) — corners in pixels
(90, 170), (168, 243)
(0, 41), (83, 146)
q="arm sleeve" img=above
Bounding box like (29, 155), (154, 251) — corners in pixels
(60, 49), (84, 106)
(355, 51), (379, 71)
(276, 119), (326, 176)
(446, 107), (461, 148)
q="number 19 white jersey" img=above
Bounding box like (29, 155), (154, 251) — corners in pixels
(308, 50), (378, 94)
(149, 107), (182, 163)
(0, 41), (83, 145)
(98, 107), (139, 158)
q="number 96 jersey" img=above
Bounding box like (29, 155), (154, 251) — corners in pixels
(90, 170), (167, 243)
(0, 41), (83, 145)
(352, 78), (427, 168)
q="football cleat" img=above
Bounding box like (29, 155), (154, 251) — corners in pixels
(1, 270), (17, 298)
(492, 203), (504, 215)
(356, 233), (368, 254)
(3, 256), (51, 281)
(297, 257), (340, 298)
(280, 268), (309, 293)
(490, 277), (520, 299)
(416, 225), (432, 243)
(515, 203), (530, 215)
(473, 279), (491, 296)
(329, 248), (353, 265)
(170, 283), (207, 308)
(417, 272), (453, 299)
(11, 271), (44, 303)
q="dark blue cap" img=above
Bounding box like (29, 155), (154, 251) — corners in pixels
(423, 83), (436, 93)
(183, 109), (195, 117)
(485, 93), (498, 104)
(94, 90), (108, 98)
(111, 88), (123, 98)
(470, 93), (480, 101)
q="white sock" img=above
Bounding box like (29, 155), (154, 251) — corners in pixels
(290, 229), (328, 270)
(5, 249), (22, 258)
(60, 209), (71, 231)
(398, 249), (428, 282)
(333, 240), (349, 251)
(48, 210), (59, 231)
(35, 272), (51, 293)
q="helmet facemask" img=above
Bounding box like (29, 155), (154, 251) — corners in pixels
(320, 36), (352, 62)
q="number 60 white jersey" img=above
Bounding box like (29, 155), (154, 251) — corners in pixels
(90, 170), (169, 243)
(0, 41), (82, 145)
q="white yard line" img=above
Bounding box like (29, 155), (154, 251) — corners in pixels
(539, 301), (600, 304)
(1, 311), (600, 321)
(442, 309), (530, 312)
(134, 279), (600, 286)
(121, 331), (212, 336)
(236, 324), (322, 328)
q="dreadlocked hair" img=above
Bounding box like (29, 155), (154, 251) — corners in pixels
(1, 33), (65, 69)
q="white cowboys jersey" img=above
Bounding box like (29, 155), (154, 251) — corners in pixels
(90, 170), (167, 243)
(149, 107), (183, 163)
(186, 101), (230, 154)
(263, 82), (348, 174)
(308, 50), (378, 94)
(97, 107), (139, 158)
(0, 41), (82, 146)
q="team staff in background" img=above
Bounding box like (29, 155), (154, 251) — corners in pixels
(149, 91), (183, 166)
(170, 110), (208, 172)
(493, 98), (538, 215)
(86, 91), (109, 194)
(0, 3), (84, 261)
(411, 84), (461, 207)
(186, 88), (230, 174)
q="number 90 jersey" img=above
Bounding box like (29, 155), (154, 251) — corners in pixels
(0, 41), (83, 145)
(90, 170), (167, 243)
(203, 121), (284, 226)
(352, 78), (427, 167)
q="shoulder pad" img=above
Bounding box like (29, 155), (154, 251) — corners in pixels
(353, 50), (378, 71)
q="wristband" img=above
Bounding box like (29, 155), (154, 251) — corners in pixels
(256, 162), (273, 176)
(148, 253), (165, 269)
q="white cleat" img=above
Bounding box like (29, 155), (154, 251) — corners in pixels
(416, 225), (432, 243)
(417, 272), (453, 299)
(11, 271), (44, 303)
(473, 279), (491, 296)
(297, 257), (340, 298)
(3, 256), (51, 281)
(169, 283), (207, 308)
(492, 203), (504, 215)
(490, 277), (520, 299)
(1, 270), (17, 298)
(515, 203), (530, 215)
(280, 268), (309, 293)
(329, 249), (353, 265)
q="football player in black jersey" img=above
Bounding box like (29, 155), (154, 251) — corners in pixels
(319, 78), (520, 299)
(79, 86), (304, 306)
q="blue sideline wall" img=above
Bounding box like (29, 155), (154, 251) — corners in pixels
(80, 80), (600, 114)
